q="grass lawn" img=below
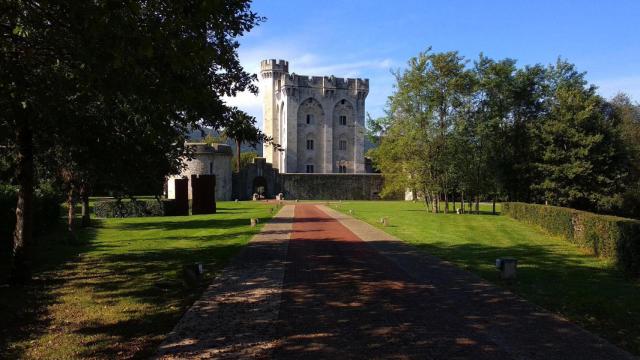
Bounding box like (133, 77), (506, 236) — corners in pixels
(0, 201), (275, 359)
(334, 200), (640, 355)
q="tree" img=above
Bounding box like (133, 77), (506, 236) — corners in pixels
(374, 49), (473, 212)
(533, 61), (629, 210)
(222, 109), (263, 172)
(235, 151), (259, 172)
(1, 0), (262, 283)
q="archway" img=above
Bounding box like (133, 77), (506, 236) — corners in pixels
(253, 176), (268, 199)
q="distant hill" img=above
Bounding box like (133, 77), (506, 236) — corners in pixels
(187, 127), (263, 156)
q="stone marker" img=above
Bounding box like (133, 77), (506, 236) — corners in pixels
(496, 258), (517, 280)
(456, 208), (461, 214)
(250, 218), (257, 227)
(349, 209), (353, 215)
(382, 217), (389, 227)
(252, 193), (259, 201)
(182, 263), (204, 289)
(235, 199), (238, 202)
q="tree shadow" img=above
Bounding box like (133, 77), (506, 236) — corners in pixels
(0, 212), (256, 359)
(0, 221), (101, 359)
(158, 235), (636, 359)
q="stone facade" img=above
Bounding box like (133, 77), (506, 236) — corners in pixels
(232, 157), (279, 200)
(166, 143), (232, 201)
(260, 59), (369, 174)
(278, 173), (384, 200)
(232, 157), (388, 200)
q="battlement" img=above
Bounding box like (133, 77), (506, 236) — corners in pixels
(283, 73), (369, 92)
(260, 59), (289, 73)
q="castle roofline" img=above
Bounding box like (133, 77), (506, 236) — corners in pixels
(186, 142), (233, 155)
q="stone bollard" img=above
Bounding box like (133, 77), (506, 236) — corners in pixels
(235, 199), (239, 202)
(456, 208), (461, 215)
(295, 199), (299, 203)
(349, 209), (353, 215)
(382, 217), (389, 227)
(496, 258), (517, 280)
(250, 218), (257, 227)
(182, 263), (204, 289)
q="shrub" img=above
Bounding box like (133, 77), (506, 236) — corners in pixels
(503, 202), (640, 276)
(94, 199), (178, 218)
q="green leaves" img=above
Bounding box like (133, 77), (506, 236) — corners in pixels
(372, 49), (634, 214)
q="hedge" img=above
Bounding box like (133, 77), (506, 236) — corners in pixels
(94, 199), (178, 218)
(503, 202), (640, 277)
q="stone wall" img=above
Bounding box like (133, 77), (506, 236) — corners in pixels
(167, 143), (232, 201)
(277, 174), (385, 200)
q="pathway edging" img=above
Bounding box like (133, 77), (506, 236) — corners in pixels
(155, 205), (294, 359)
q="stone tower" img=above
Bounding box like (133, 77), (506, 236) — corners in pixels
(260, 59), (369, 173)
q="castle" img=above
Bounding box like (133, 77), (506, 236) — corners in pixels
(260, 59), (369, 173)
(166, 60), (386, 202)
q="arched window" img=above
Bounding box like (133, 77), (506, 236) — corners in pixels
(306, 114), (313, 124)
(306, 139), (314, 150)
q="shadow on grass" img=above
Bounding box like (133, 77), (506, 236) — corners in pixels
(0, 222), (100, 359)
(0, 214), (255, 359)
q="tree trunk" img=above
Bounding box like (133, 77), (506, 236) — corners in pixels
(453, 193), (457, 212)
(461, 191), (465, 214)
(475, 195), (480, 215)
(80, 182), (90, 227)
(11, 122), (34, 285)
(469, 194), (473, 213)
(67, 185), (76, 239)
(444, 192), (449, 214)
(492, 196), (496, 215)
(236, 140), (241, 173)
(432, 192), (438, 213)
(423, 190), (430, 210)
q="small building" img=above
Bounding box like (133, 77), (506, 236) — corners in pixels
(166, 143), (233, 201)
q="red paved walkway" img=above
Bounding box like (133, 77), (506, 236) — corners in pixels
(159, 204), (633, 359)
(272, 204), (632, 360)
(274, 205), (511, 359)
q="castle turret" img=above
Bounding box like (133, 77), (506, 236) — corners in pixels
(260, 59), (289, 170)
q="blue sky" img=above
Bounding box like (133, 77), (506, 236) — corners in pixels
(226, 0), (640, 126)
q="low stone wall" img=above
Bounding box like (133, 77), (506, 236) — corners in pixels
(278, 174), (385, 200)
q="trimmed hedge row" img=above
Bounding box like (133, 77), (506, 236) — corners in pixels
(94, 199), (178, 218)
(503, 202), (640, 277)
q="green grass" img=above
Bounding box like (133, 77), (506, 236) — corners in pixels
(0, 201), (275, 359)
(335, 200), (640, 355)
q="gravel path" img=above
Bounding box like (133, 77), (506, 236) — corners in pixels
(156, 204), (634, 359)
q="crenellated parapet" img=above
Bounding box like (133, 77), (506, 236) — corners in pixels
(260, 59), (289, 78)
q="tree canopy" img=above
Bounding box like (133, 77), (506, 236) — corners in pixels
(1, 0), (263, 283)
(371, 48), (638, 217)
